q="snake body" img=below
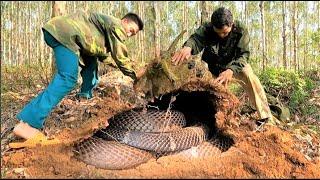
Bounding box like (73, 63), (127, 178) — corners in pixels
(107, 109), (187, 132)
(96, 126), (207, 152)
(73, 137), (153, 170)
(73, 109), (216, 170)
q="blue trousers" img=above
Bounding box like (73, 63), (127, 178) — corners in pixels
(17, 30), (98, 129)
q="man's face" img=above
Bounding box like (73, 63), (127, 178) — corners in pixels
(213, 24), (233, 39)
(122, 19), (140, 37)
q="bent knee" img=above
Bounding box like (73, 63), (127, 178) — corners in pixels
(241, 64), (254, 74)
(234, 64), (258, 82)
(58, 72), (78, 88)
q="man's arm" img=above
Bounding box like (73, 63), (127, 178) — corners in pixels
(172, 24), (209, 65)
(107, 26), (137, 81)
(183, 24), (208, 55)
(214, 27), (250, 87)
(226, 28), (250, 74)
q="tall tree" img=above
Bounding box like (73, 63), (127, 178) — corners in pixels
(137, 1), (145, 63)
(9, 2), (13, 65)
(244, 1), (249, 30)
(303, 2), (308, 71)
(292, 1), (298, 71)
(27, 2), (31, 65)
(282, 1), (287, 68)
(50, 1), (66, 77)
(318, 1), (320, 52)
(152, 1), (160, 58)
(183, 1), (189, 37)
(200, 1), (209, 25)
(260, 1), (267, 70)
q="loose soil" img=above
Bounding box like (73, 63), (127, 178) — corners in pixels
(1, 72), (319, 179)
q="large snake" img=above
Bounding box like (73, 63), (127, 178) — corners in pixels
(73, 137), (153, 170)
(73, 109), (227, 170)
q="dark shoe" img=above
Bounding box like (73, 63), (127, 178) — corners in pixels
(255, 117), (269, 131)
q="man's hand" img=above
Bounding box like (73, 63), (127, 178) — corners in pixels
(171, 46), (192, 66)
(213, 69), (234, 88)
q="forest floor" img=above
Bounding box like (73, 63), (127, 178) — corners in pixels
(1, 72), (320, 179)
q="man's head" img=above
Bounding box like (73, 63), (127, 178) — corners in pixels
(211, 7), (233, 39)
(121, 13), (144, 37)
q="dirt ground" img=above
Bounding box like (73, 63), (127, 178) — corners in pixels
(2, 96), (320, 179)
(2, 122), (320, 178)
(1, 71), (319, 179)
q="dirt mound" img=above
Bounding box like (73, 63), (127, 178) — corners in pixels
(2, 72), (319, 178)
(2, 114), (319, 178)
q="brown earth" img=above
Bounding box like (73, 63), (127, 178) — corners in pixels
(2, 113), (320, 179)
(1, 71), (319, 179)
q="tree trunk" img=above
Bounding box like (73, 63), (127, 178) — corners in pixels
(153, 1), (160, 58)
(303, 3), (308, 71)
(260, 1), (266, 70)
(136, 2), (142, 63)
(134, 1), (144, 63)
(24, 2), (28, 64)
(196, 1), (200, 27)
(282, 1), (287, 69)
(9, 2), (13, 65)
(140, 1), (145, 63)
(2, 3), (7, 64)
(16, 1), (21, 65)
(292, 1), (298, 71)
(51, 1), (66, 78)
(36, 3), (41, 66)
(318, 1), (320, 55)
(28, 2), (32, 65)
(184, 1), (189, 37)
(244, 1), (248, 28)
(200, 1), (209, 25)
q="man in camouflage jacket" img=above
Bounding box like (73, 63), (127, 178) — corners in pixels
(10, 10), (145, 148)
(172, 7), (273, 127)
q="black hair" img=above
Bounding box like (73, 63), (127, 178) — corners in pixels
(122, 12), (144, 31)
(211, 7), (233, 29)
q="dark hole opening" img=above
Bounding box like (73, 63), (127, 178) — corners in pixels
(147, 90), (234, 152)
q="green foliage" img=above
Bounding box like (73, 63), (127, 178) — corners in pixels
(258, 67), (319, 118)
(1, 64), (51, 94)
(228, 83), (243, 96)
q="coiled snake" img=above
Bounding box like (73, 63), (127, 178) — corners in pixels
(73, 109), (223, 170)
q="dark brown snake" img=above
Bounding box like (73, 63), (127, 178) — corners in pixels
(73, 109), (223, 170)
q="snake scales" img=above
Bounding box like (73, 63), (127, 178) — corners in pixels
(73, 109), (224, 170)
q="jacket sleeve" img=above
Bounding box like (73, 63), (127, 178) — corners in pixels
(226, 28), (250, 73)
(183, 25), (208, 55)
(107, 26), (137, 81)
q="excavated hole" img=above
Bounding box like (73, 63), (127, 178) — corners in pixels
(74, 90), (236, 169)
(147, 90), (235, 152)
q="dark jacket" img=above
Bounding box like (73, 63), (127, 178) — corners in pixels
(184, 20), (249, 76)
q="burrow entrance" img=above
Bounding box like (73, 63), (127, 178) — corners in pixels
(146, 90), (235, 152)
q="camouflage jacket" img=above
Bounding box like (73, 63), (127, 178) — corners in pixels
(43, 10), (137, 80)
(184, 20), (250, 76)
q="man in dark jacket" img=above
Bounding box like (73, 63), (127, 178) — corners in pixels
(10, 11), (147, 148)
(172, 7), (273, 127)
